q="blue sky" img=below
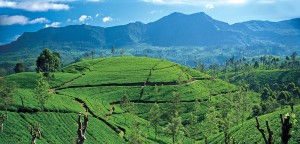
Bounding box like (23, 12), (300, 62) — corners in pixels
(1, 0), (300, 45)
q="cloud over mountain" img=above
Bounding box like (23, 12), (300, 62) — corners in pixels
(0, 15), (49, 25)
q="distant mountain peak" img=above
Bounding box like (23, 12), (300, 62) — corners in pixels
(1, 12), (300, 53)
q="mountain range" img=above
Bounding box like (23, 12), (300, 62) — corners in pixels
(0, 12), (300, 53)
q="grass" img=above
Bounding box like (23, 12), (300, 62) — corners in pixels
(221, 69), (300, 88)
(0, 111), (125, 144)
(199, 104), (300, 144)
(7, 88), (84, 113)
(0, 57), (273, 143)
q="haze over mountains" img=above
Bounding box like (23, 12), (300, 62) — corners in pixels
(1, 12), (300, 53)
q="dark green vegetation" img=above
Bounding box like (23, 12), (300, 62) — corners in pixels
(0, 56), (299, 143)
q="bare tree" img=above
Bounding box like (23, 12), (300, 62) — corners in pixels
(29, 122), (42, 144)
(77, 112), (89, 144)
(255, 116), (273, 144)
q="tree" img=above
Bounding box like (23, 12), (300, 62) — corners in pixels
(277, 91), (290, 105)
(120, 94), (131, 113)
(84, 52), (89, 59)
(34, 73), (51, 111)
(29, 122), (42, 144)
(77, 112), (88, 144)
(111, 46), (116, 57)
(201, 106), (221, 140)
(169, 92), (181, 118)
(186, 113), (198, 140)
(129, 121), (145, 144)
(255, 116), (274, 144)
(120, 94), (135, 125)
(0, 78), (15, 112)
(0, 68), (6, 77)
(0, 113), (7, 132)
(252, 104), (262, 116)
(164, 111), (185, 144)
(91, 50), (95, 59)
(291, 52), (297, 62)
(220, 117), (232, 144)
(36, 48), (60, 73)
(286, 83), (295, 92)
(192, 100), (201, 114)
(239, 84), (249, 126)
(254, 61), (259, 69)
(0, 79), (14, 133)
(261, 88), (271, 100)
(292, 88), (300, 99)
(153, 84), (159, 95)
(14, 62), (27, 73)
(149, 103), (161, 140)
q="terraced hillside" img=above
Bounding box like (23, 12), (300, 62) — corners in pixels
(199, 104), (300, 143)
(1, 57), (261, 143)
(221, 69), (300, 89)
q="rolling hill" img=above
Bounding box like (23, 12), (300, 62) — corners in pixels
(0, 56), (266, 143)
(1, 56), (299, 143)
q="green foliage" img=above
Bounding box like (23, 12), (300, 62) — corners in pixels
(205, 105), (300, 144)
(277, 91), (291, 105)
(34, 73), (51, 111)
(14, 62), (27, 73)
(164, 111), (185, 144)
(254, 61), (259, 69)
(201, 106), (221, 138)
(36, 48), (60, 72)
(0, 78), (15, 110)
(0, 68), (6, 77)
(252, 104), (262, 116)
(129, 121), (146, 144)
(0, 111), (125, 144)
(149, 103), (161, 140)
(0, 57), (266, 143)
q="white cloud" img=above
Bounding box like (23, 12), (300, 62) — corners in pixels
(0, 15), (49, 25)
(0, 0), (70, 12)
(102, 16), (113, 22)
(45, 22), (61, 28)
(79, 15), (92, 22)
(28, 17), (50, 24)
(205, 4), (214, 9)
(0, 15), (28, 25)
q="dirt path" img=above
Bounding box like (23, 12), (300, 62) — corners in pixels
(55, 78), (205, 91)
(109, 89), (239, 105)
(50, 74), (83, 93)
(51, 59), (107, 93)
(61, 94), (128, 141)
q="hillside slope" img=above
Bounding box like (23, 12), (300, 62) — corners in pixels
(200, 104), (300, 143)
(1, 57), (253, 143)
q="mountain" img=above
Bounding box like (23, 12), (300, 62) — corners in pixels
(145, 12), (245, 46)
(1, 12), (300, 53)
